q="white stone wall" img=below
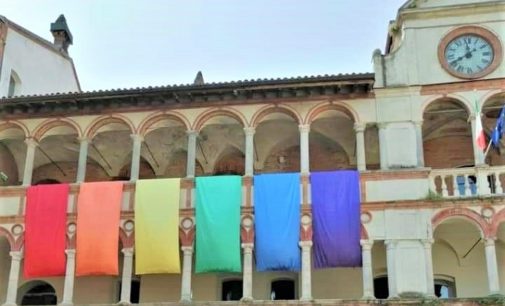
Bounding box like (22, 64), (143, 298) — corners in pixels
(0, 26), (79, 97)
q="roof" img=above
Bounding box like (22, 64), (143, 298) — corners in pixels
(0, 72), (375, 119)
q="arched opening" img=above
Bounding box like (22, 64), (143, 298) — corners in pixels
(423, 98), (472, 169)
(434, 276), (456, 298)
(0, 236), (11, 300)
(270, 279), (295, 300)
(255, 112), (299, 173)
(142, 116), (188, 177)
(373, 276), (389, 299)
(309, 108), (356, 171)
(197, 114), (245, 175)
(433, 218), (487, 297)
(221, 279), (242, 301)
(0, 124), (26, 186)
(18, 281), (57, 305)
(87, 119), (133, 181)
(8, 70), (21, 97)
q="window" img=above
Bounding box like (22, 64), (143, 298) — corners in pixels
(271, 279), (295, 300)
(117, 279), (140, 304)
(20, 281), (57, 305)
(221, 280), (242, 301)
(7, 70), (21, 97)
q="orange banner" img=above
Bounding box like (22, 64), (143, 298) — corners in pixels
(76, 182), (123, 276)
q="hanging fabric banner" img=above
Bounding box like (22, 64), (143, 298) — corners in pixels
(311, 170), (361, 268)
(24, 184), (69, 278)
(135, 178), (181, 274)
(254, 173), (300, 271)
(195, 176), (242, 273)
(76, 181), (123, 276)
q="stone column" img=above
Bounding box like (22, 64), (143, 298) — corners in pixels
(3, 251), (22, 306)
(76, 137), (89, 183)
(354, 123), (367, 171)
(186, 131), (198, 178)
(385, 240), (398, 298)
(180, 246), (193, 302)
(119, 248), (134, 305)
(244, 127), (255, 177)
(422, 239), (435, 297)
(378, 123), (388, 170)
(241, 243), (254, 301)
(360, 239), (375, 299)
(484, 238), (500, 294)
(22, 138), (38, 186)
(414, 121), (425, 168)
(129, 134), (143, 182)
(470, 114), (485, 166)
(299, 241), (313, 301)
(299, 124), (310, 175)
(61, 249), (76, 306)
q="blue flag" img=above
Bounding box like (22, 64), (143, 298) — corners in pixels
(491, 106), (505, 148)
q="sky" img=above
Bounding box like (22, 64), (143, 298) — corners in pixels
(1, 0), (407, 91)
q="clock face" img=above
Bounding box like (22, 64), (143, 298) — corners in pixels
(444, 34), (494, 76)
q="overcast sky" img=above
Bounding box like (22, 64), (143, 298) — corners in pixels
(1, 0), (406, 91)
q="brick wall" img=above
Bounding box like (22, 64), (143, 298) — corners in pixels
(424, 136), (474, 169)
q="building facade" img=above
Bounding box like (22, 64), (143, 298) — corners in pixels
(0, 0), (505, 305)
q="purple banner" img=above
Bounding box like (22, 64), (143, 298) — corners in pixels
(311, 170), (361, 268)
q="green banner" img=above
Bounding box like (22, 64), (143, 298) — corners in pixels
(195, 176), (242, 273)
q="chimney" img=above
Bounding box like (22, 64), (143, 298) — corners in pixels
(50, 14), (73, 53)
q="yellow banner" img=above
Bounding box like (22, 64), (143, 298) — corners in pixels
(135, 178), (181, 274)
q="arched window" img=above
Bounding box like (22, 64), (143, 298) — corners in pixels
(8, 70), (21, 97)
(221, 279), (242, 301)
(271, 279), (295, 300)
(19, 281), (57, 305)
(435, 277), (456, 298)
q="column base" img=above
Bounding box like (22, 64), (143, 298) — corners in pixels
(299, 296), (313, 302)
(179, 298), (192, 304)
(240, 296), (253, 302)
(117, 301), (131, 305)
(59, 302), (73, 306)
(361, 295), (375, 300)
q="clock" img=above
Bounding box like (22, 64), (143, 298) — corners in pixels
(438, 26), (502, 79)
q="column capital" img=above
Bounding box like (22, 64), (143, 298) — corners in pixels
(77, 136), (90, 143)
(384, 239), (397, 249)
(181, 246), (194, 254)
(485, 238), (496, 247)
(360, 239), (374, 250)
(130, 134), (144, 142)
(186, 130), (198, 137)
(241, 243), (254, 250)
(298, 124), (310, 133)
(299, 241), (313, 248)
(9, 251), (23, 261)
(65, 249), (76, 256)
(422, 239), (434, 248)
(121, 248), (134, 256)
(243, 127), (256, 136)
(354, 123), (367, 133)
(24, 138), (38, 148)
(413, 120), (423, 127)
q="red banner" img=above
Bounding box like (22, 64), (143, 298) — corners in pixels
(24, 184), (69, 278)
(76, 182), (123, 276)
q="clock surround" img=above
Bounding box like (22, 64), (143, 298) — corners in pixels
(438, 26), (503, 79)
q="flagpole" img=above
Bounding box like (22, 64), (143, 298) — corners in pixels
(484, 141), (492, 159)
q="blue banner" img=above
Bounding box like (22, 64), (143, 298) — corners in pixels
(254, 173), (301, 271)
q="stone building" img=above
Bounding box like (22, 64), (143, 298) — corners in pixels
(0, 0), (505, 305)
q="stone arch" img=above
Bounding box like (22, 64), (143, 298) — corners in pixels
(305, 101), (359, 125)
(489, 208), (505, 238)
(138, 111), (190, 136)
(432, 207), (489, 238)
(193, 107), (247, 132)
(0, 121), (29, 140)
(421, 94), (472, 119)
(33, 118), (82, 142)
(85, 115), (135, 139)
(251, 104), (302, 128)
(0, 226), (14, 251)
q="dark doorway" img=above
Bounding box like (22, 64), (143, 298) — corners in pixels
(271, 279), (295, 300)
(21, 282), (57, 305)
(222, 280), (243, 301)
(374, 276), (389, 299)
